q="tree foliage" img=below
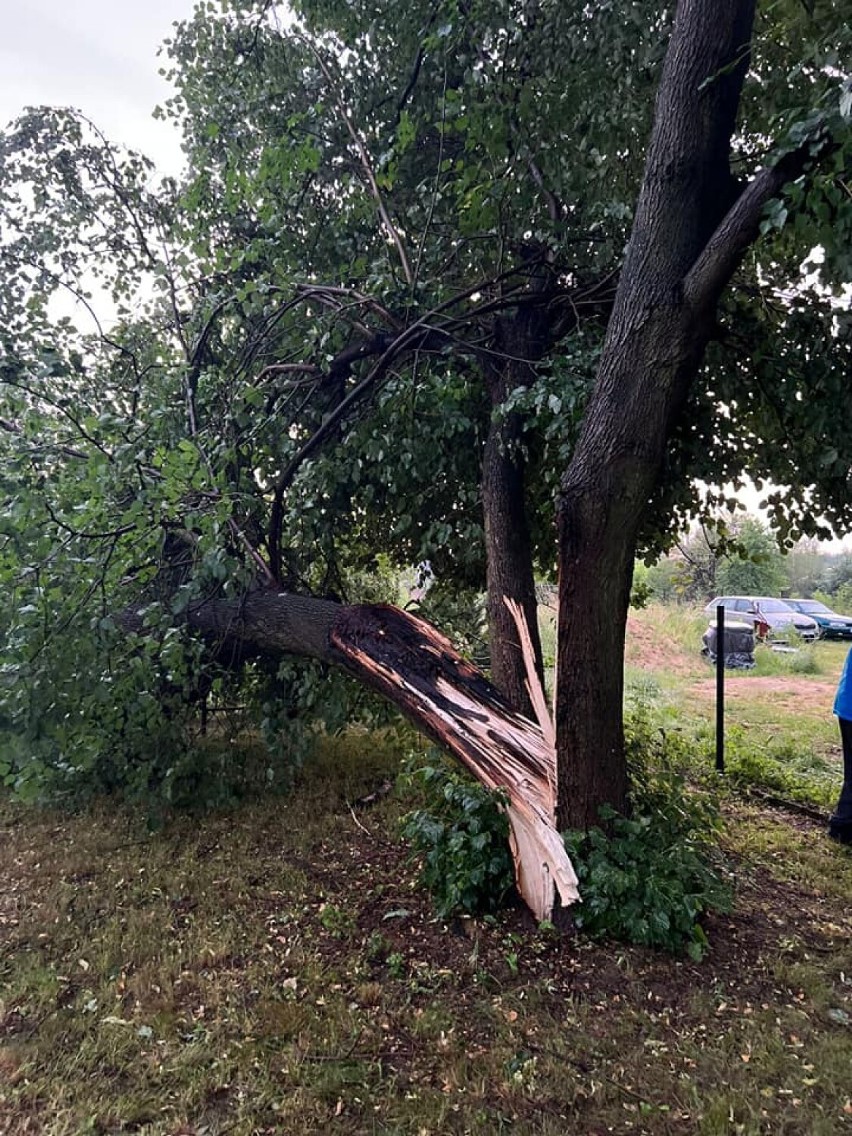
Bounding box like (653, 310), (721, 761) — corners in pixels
(0, 0), (850, 823)
(661, 516), (788, 600)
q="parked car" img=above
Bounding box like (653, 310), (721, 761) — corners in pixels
(703, 595), (819, 640)
(784, 598), (852, 640)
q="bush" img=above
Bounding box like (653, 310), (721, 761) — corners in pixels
(563, 718), (732, 959)
(400, 720), (732, 953)
(400, 757), (515, 918)
(789, 646), (820, 674)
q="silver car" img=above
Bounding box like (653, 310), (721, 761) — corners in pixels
(703, 596), (819, 641)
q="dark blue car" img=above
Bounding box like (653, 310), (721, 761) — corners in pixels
(785, 599), (852, 640)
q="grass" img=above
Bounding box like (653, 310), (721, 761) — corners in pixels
(624, 602), (848, 810)
(3, 605), (852, 1134)
(3, 752), (852, 1134)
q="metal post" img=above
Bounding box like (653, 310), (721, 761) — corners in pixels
(715, 603), (725, 773)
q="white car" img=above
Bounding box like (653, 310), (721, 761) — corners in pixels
(703, 596), (819, 641)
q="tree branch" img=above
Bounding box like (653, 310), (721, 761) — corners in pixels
(684, 134), (835, 308)
(144, 590), (579, 919)
(266, 324), (437, 575)
(296, 33), (414, 287)
(0, 416), (88, 461)
(42, 499), (136, 542)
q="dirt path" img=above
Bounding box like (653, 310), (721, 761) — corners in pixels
(689, 674), (837, 714)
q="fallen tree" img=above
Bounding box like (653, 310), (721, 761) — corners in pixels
(135, 589), (579, 920)
(1, 0), (851, 903)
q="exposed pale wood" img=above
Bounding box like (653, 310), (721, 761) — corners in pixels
(331, 603), (579, 920)
(502, 598), (577, 919)
(504, 597), (555, 753)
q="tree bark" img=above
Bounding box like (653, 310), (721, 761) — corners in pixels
(482, 399), (542, 717)
(481, 298), (552, 715)
(554, 0), (758, 831)
(556, 316), (712, 829)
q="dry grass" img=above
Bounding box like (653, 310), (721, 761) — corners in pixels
(3, 606), (852, 1134)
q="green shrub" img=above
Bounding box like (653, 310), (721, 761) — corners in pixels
(400, 758), (515, 918)
(564, 720), (732, 959)
(788, 646), (820, 674)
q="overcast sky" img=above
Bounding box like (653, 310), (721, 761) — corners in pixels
(0, 0), (197, 175)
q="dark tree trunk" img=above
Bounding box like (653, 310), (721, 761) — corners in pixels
(481, 296), (553, 715)
(556, 317), (711, 829)
(554, 0), (758, 831)
(550, 0), (829, 830)
(482, 404), (542, 717)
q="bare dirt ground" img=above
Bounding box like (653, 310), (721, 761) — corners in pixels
(626, 613), (694, 675)
(689, 675), (837, 715)
(626, 612), (841, 719)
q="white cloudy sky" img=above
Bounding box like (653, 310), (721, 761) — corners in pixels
(0, 0), (197, 174)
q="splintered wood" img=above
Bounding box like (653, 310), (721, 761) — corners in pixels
(330, 601), (579, 921)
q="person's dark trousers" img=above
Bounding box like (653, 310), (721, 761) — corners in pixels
(829, 717), (852, 844)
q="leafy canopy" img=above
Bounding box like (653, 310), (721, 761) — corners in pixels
(0, 0), (850, 802)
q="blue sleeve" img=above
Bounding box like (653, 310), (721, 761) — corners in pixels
(834, 648), (852, 720)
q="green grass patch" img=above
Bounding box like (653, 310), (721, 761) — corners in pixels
(624, 602), (847, 812)
(722, 730), (841, 810)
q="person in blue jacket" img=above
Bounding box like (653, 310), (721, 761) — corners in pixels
(830, 648), (852, 844)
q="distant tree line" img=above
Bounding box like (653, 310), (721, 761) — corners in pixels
(636, 515), (852, 609)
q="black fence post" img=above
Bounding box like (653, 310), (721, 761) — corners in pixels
(716, 603), (725, 773)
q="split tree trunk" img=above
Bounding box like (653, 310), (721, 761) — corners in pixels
(177, 590), (578, 919)
(174, 0), (826, 862)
